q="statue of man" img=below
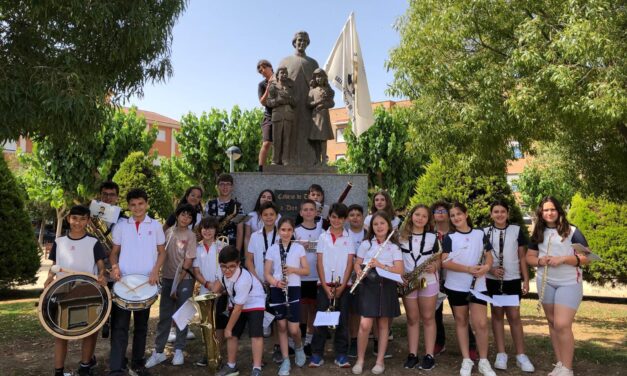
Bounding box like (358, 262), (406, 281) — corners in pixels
(266, 66), (295, 166)
(278, 31), (320, 166)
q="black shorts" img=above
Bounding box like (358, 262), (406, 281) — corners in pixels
(445, 287), (488, 307)
(216, 294), (229, 330)
(232, 309), (265, 339)
(270, 286), (301, 323)
(300, 281), (317, 305)
(486, 278), (522, 298)
(261, 117), (272, 142)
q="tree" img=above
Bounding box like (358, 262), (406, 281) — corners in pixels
(336, 106), (428, 209)
(113, 151), (171, 220)
(568, 193), (627, 285)
(159, 156), (195, 208)
(0, 0), (186, 142)
(387, 0), (627, 199)
(0, 157), (40, 289)
(410, 157), (526, 231)
(515, 143), (579, 210)
(176, 106), (263, 195)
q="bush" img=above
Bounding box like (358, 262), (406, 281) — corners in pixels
(0, 157), (40, 289)
(113, 152), (171, 220)
(568, 193), (627, 285)
(410, 157), (526, 232)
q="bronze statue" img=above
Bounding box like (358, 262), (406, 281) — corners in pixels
(308, 68), (335, 165)
(266, 66), (295, 166)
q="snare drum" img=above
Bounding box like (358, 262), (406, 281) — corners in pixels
(112, 274), (160, 311)
(38, 273), (111, 340)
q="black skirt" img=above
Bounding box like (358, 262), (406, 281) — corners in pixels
(358, 269), (401, 318)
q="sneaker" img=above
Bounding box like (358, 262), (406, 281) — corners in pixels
(351, 362), (363, 375)
(549, 362), (564, 376)
(252, 367), (263, 376)
(403, 354), (419, 369)
(77, 366), (91, 376)
(294, 346), (306, 367)
(186, 330), (196, 340)
(348, 339), (357, 358)
(478, 359), (497, 376)
(167, 327), (176, 343)
(272, 345), (283, 364)
(303, 343), (312, 357)
(554, 367), (574, 376)
(144, 351), (167, 369)
(460, 358), (474, 376)
(278, 358), (291, 376)
(469, 348), (479, 361)
(515, 354), (535, 372)
(308, 354), (324, 368)
(433, 344), (446, 356)
(194, 357), (208, 367)
(172, 349), (184, 366)
(334, 355), (351, 368)
(216, 364), (240, 376)
(494, 352), (508, 370)
(371, 363), (385, 375)
(372, 340), (392, 359)
(420, 354), (435, 370)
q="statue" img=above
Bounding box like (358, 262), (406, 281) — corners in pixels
(265, 66), (295, 166)
(278, 31), (320, 166)
(308, 68), (335, 165)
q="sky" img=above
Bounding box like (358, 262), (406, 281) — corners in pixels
(125, 0), (409, 121)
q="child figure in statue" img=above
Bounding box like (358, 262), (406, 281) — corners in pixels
(308, 68), (335, 165)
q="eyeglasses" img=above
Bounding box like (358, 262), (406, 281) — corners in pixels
(218, 182), (233, 187)
(219, 264), (238, 271)
(433, 209), (448, 214)
(101, 192), (118, 198)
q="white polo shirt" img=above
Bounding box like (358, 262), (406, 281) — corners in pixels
(316, 229), (355, 285)
(295, 221), (323, 282)
(193, 241), (221, 295)
(443, 229), (491, 292)
(356, 238), (402, 267)
(247, 227), (278, 283)
(484, 225), (527, 281)
(265, 242), (307, 287)
(223, 267), (266, 311)
(399, 232), (438, 285)
(112, 215), (165, 277)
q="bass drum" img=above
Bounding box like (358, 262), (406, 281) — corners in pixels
(38, 272), (111, 340)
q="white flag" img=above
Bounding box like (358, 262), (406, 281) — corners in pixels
(324, 12), (374, 137)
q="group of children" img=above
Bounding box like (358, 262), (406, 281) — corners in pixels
(45, 175), (589, 376)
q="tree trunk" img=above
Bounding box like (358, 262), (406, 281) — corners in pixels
(55, 206), (66, 238)
(38, 220), (45, 247)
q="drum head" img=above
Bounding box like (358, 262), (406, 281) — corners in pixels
(38, 273), (111, 340)
(113, 274), (159, 301)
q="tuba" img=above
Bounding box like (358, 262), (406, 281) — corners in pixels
(88, 216), (114, 254)
(398, 251), (442, 296)
(190, 293), (222, 371)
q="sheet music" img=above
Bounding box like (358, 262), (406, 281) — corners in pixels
(572, 243), (602, 261)
(436, 291), (447, 310)
(375, 267), (403, 283)
(173, 299), (197, 331)
(89, 200), (121, 224)
(263, 311), (275, 328)
(469, 289), (494, 304)
(492, 294), (520, 307)
(313, 311), (340, 327)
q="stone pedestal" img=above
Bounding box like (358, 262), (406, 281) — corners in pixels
(232, 171), (368, 217)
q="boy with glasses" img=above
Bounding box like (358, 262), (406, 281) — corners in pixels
(205, 173), (244, 256)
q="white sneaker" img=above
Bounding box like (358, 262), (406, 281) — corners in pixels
(167, 327), (176, 343)
(145, 350), (167, 368)
(554, 366), (574, 376)
(478, 359), (497, 376)
(172, 349), (184, 366)
(494, 352), (508, 370)
(460, 358), (474, 376)
(186, 330), (196, 340)
(516, 354), (535, 372)
(549, 361), (564, 376)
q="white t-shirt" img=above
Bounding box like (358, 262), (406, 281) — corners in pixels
(484, 225), (527, 281)
(316, 229), (356, 285)
(222, 268), (266, 311)
(347, 227), (367, 251)
(442, 229), (491, 292)
(247, 227), (278, 283)
(265, 242), (307, 287)
(295, 221), (323, 282)
(529, 226), (587, 285)
(50, 234), (105, 276)
(112, 216), (166, 277)
(364, 214), (402, 230)
(246, 211), (281, 234)
(399, 232), (438, 285)
(356, 238), (403, 267)
(193, 242), (221, 295)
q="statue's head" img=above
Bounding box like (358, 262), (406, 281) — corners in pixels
(292, 31), (310, 53)
(312, 68), (328, 87)
(276, 66), (289, 81)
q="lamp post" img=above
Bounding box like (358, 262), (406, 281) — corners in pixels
(226, 146), (242, 173)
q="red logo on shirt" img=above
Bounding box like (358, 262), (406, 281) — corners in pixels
(70, 246), (75, 251)
(148, 231), (152, 235)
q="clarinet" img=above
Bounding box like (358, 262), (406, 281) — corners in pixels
(279, 244), (291, 319)
(498, 229), (505, 294)
(467, 233), (488, 301)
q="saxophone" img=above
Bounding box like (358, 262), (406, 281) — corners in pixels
(190, 292), (222, 371)
(398, 251), (442, 296)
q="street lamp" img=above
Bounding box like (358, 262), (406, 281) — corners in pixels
(225, 146), (242, 173)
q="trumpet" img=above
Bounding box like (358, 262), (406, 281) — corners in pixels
(350, 230), (396, 294)
(328, 270), (341, 329)
(291, 239), (318, 252)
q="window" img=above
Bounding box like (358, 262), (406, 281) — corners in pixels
(336, 127), (345, 143)
(510, 141), (523, 159)
(157, 129), (166, 142)
(335, 154), (346, 161)
(2, 140), (17, 152)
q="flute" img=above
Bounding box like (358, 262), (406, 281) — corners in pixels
(350, 230), (396, 294)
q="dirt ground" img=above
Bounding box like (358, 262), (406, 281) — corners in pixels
(2, 296), (626, 376)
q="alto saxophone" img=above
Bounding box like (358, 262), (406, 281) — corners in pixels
(398, 252), (442, 296)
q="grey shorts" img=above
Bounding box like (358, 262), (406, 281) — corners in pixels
(538, 278), (583, 310)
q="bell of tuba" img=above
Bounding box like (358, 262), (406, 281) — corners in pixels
(190, 292), (222, 371)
